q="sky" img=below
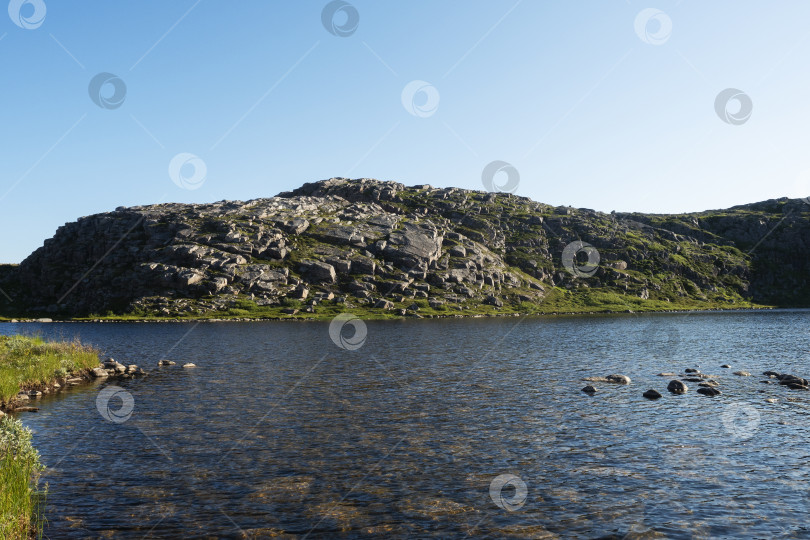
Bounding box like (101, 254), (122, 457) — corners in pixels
(2, 1), (810, 262)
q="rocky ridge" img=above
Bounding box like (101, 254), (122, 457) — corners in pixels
(1, 177), (809, 318)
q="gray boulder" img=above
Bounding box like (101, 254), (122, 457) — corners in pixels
(299, 261), (336, 283)
(383, 223), (443, 269)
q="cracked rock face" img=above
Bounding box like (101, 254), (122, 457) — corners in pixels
(1, 177), (808, 317)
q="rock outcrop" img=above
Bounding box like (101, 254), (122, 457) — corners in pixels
(1, 177), (809, 318)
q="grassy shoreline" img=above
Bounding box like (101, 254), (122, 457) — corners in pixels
(0, 303), (779, 324)
(0, 285), (782, 323)
(0, 335), (100, 539)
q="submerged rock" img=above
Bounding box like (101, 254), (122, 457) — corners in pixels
(667, 380), (688, 394)
(733, 371), (751, 377)
(581, 385), (597, 394)
(657, 372), (676, 377)
(697, 387), (721, 397)
(721, 364), (731, 368)
(583, 374), (631, 384)
(643, 389), (662, 399)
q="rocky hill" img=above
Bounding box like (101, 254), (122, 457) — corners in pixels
(1, 178), (809, 319)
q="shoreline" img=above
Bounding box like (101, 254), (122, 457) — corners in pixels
(0, 346), (145, 416)
(0, 304), (782, 324)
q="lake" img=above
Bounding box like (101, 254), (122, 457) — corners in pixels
(3, 311), (810, 538)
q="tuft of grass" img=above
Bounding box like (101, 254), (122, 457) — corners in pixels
(0, 416), (46, 539)
(0, 335), (99, 404)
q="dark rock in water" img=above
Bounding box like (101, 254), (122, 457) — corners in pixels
(763, 371), (780, 377)
(667, 380), (688, 394)
(697, 387), (721, 396)
(777, 374), (809, 387)
(581, 385), (597, 394)
(682, 377), (703, 382)
(786, 383), (809, 390)
(684, 368), (699, 373)
(643, 389), (662, 399)
(699, 381), (719, 388)
(721, 364), (731, 368)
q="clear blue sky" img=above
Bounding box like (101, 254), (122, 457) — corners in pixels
(2, 0), (810, 262)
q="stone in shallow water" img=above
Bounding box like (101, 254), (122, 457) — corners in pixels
(697, 387), (721, 397)
(721, 364), (731, 368)
(182, 363), (196, 368)
(581, 385), (597, 394)
(643, 389), (662, 399)
(667, 380), (688, 394)
(583, 374), (631, 384)
(658, 372), (676, 377)
(733, 371), (751, 376)
(684, 368), (700, 374)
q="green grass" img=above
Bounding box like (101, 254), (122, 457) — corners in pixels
(0, 336), (98, 538)
(0, 416), (46, 539)
(0, 335), (99, 404)
(57, 285), (773, 323)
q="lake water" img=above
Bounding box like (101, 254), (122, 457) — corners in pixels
(4, 311), (810, 539)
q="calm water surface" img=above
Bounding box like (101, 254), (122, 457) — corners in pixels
(4, 311), (810, 539)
